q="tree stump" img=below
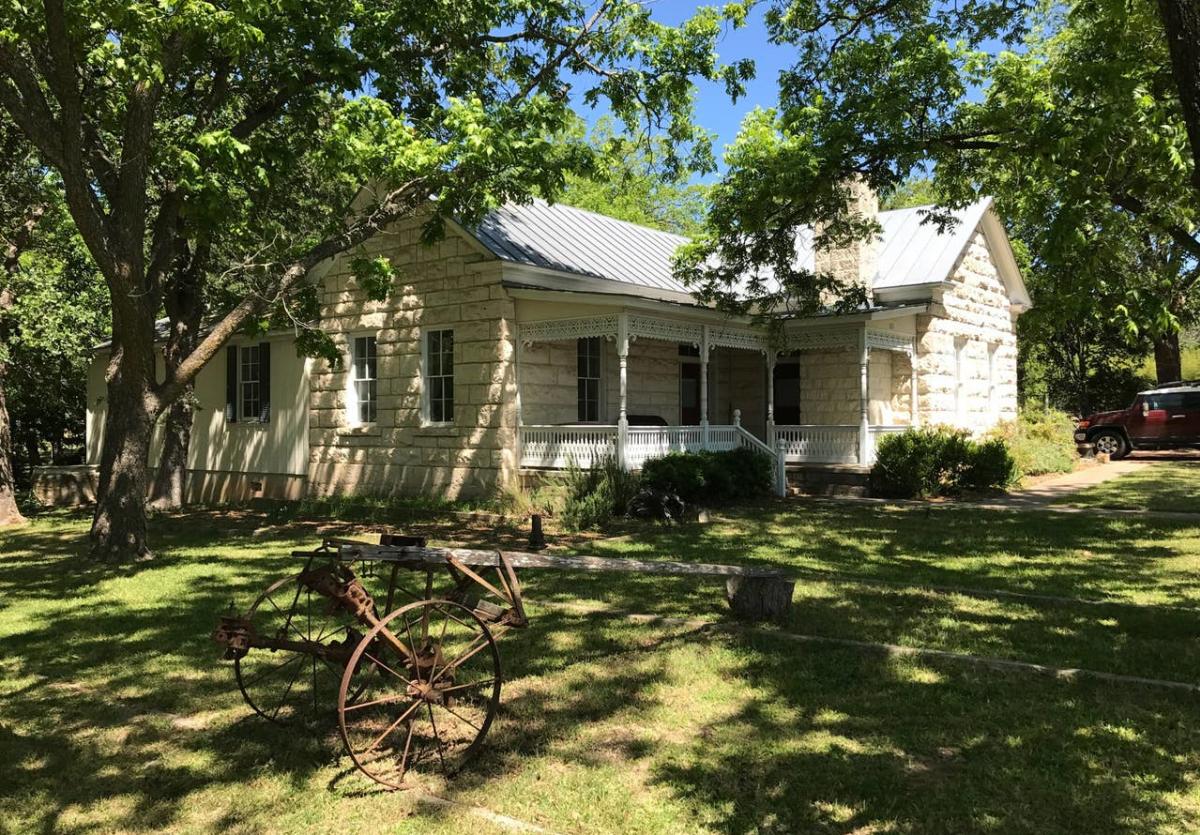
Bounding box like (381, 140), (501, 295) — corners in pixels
(725, 575), (795, 622)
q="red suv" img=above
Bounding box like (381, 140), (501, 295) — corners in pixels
(1075, 382), (1200, 459)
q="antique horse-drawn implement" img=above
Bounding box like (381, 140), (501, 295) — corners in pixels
(214, 535), (792, 789)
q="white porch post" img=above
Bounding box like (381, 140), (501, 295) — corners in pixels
(909, 338), (920, 427)
(700, 325), (710, 448)
(858, 327), (871, 465)
(766, 351), (776, 447)
(514, 329), (525, 468)
(617, 312), (630, 469)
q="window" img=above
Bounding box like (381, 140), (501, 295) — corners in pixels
(225, 343), (271, 424)
(240, 345), (261, 421)
(351, 336), (377, 425)
(954, 338), (969, 424)
(577, 337), (602, 422)
(987, 343), (1000, 420)
(1145, 392), (1185, 411)
(425, 329), (454, 424)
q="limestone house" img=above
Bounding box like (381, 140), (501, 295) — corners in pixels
(50, 188), (1030, 505)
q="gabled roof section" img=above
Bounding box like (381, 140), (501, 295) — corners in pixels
(873, 200), (991, 290)
(471, 196), (1030, 310)
(472, 199), (691, 294)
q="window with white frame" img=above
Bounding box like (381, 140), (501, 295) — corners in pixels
(577, 337), (602, 422)
(240, 345), (262, 421)
(225, 342), (271, 424)
(987, 342), (1000, 420)
(425, 329), (454, 424)
(349, 335), (377, 425)
(954, 338), (969, 424)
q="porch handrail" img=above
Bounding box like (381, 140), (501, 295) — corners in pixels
(733, 424), (787, 497)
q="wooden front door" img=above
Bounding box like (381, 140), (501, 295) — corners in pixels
(680, 362), (701, 425)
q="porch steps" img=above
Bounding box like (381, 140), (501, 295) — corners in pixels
(786, 464), (871, 498)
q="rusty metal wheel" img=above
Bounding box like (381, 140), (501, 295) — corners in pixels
(234, 572), (363, 726)
(338, 599), (502, 789)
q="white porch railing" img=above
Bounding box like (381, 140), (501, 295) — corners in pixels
(518, 425), (619, 470)
(770, 424), (910, 465)
(519, 419), (789, 496)
(771, 425), (861, 464)
(519, 424), (749, 470)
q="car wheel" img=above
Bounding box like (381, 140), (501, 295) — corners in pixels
(1092, 430), (1129, 459)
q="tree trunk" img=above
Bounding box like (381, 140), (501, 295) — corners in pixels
(1154, 331), (1184, 384)
(1158, 0), (1200, 195)
(0, 206), (44, 527)
(0, 368), (24, 526)
(148, 241), (205, 511)
(90, 339), (159, 561)
(148, 396), (190, 510)
(91, 387), (156, 560)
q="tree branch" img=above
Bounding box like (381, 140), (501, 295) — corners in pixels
(156, 180), (434, 405)
(1114, 191), (1200, 262)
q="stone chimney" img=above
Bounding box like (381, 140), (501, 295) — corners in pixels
(814, 179), (879, 305)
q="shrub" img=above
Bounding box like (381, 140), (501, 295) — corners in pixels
(639, 452), (710, 504)
(640, 448), (772, 505)
(722, 446), (775, 497)
(560, 454), (640, 531)
(627, 487), (687, 523)
(961, 437), (1019, 490)
(987, 408), (1077, 477)
(871, 426), (1018, 498)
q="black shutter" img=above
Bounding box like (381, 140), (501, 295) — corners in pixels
(258, 341), (271, 423)
(225, 345), (238, 422)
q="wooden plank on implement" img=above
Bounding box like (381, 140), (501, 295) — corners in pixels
(293, 538), (795, 622)
(294, 539), (788, 579)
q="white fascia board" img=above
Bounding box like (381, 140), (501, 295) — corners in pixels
(981, 209), (1033, 313)
(872, 282), (948, 305)
(782, 303), (931, 332)
(506, 285), (761, 326)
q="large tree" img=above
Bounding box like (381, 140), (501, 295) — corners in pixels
(679, 0), (1198, 342)
(0, 0), (738, 560)
(0, 118), (51, 525)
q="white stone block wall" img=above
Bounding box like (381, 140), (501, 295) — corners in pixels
(307, 212), (517, 499)
(868, 349), (894, 425)
(798, 348), (860, 424)
(916, 229), (1019, 430)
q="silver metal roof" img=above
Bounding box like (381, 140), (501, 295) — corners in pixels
(873, 199), (992, 289)
(474, 200), (692, 294)
(473, 197), (996, 296)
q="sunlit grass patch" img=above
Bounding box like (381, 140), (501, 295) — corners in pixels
(4, 501), (1200, 832)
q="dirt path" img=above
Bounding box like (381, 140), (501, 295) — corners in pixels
(993, 459), (1151, 507)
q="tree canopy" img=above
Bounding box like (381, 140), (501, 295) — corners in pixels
(679, 0), (1198, 348)
(555, 118), (712, 236)
(0, 0), (744, 559)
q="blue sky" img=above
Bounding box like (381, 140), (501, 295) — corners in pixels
(649, 4), (794, 157)
(574, 3), (793, 165)
(569, 2), (1014, 175)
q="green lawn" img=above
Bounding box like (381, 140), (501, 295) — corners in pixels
(1055, 462), (1200, 513)
(4, 502), (1200, 833)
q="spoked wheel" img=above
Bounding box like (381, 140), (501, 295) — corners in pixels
(338, 599), (502, 789)
(234, 572), (364, 725)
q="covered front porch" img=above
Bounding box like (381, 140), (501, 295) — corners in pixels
(513, 306), (920, 476)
